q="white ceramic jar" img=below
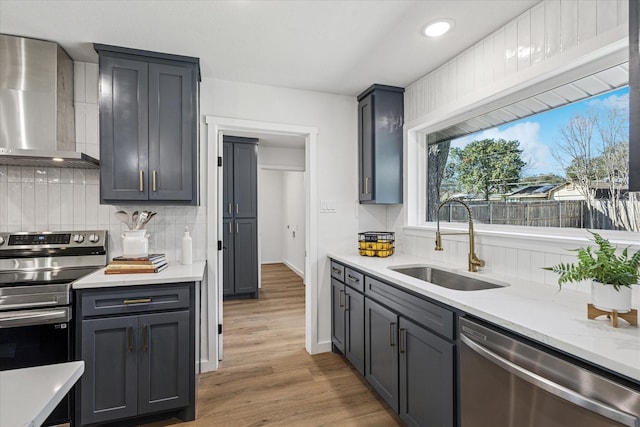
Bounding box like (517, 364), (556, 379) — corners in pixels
(122, 230), (149, 258)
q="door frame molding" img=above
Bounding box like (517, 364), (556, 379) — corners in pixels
(205, 116), (319, 370)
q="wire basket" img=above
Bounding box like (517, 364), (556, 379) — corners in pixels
(358, 231), (395, 258)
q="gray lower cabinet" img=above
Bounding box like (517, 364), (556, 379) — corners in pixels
(75, 283), (195, 426)
(399, 317), (454, 427)
(95, 44), (200, 205)
(344, 287), (365, 374)
(331, 278), (346, 353)
(331, 263), (365, 376)
(365, 297), (399, 411)
(332, 260), (456, 426)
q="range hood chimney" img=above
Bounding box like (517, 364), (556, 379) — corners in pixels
(0, 34), (99, 169)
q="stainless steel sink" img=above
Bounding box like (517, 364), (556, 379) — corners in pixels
(388, 265), (508, 291)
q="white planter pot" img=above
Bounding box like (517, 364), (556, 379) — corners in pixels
(591, 281), (632, 312)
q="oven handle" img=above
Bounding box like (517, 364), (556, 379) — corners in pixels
(460, 334), (639, 427)
(0, 300), (62, 310)
(0, 308), (70, 328)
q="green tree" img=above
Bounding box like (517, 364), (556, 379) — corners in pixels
(450, 138), (526, 200)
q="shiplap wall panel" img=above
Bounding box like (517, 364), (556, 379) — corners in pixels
(561, 0), (578, 51)
(531, 3), (546, 64)
(505, 20), (519, 76)
(578, 0), (597, 43)
(546, 0), (562, 59)
(404, 0), (629, 123)
(518, 11), (532, 71)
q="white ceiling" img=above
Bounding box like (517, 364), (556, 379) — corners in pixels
(0, 0), (538, 96)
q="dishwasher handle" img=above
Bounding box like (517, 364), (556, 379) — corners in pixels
(460, 334), (639, 427)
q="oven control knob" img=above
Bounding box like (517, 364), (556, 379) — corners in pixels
(73, 234), (85, 244)
(0, 236), (4, 245)
(88, 234), (100, 243)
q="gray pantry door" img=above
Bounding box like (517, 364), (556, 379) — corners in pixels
(233, 218), (258, 294)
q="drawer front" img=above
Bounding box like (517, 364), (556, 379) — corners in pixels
(365, 276), (453, 340)
(80, 283), (191, 317)
(330, 261), (345, 282)
(344, 268), (364, 293)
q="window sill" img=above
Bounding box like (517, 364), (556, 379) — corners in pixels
(403, 223), (640, 250)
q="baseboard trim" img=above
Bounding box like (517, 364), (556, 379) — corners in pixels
(282, 259), (304, 279)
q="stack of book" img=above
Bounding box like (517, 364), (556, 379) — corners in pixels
(105, 254), (168, 274)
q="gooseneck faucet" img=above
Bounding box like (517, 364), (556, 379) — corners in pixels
(435, 198), (486, 272)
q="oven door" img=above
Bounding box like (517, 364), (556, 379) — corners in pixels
(0, 307), (72, 425)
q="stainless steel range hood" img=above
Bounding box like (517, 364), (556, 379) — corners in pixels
(0, 34), (99, 169)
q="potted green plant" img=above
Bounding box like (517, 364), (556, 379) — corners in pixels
(544, 231), (640, 312)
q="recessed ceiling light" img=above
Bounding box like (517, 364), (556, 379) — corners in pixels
(423, 19), (454, 38)
(52, 157), (64, 162)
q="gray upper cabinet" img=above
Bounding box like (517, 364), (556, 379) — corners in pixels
(357, 84), (404, 204)
(95, 44), (200, 205)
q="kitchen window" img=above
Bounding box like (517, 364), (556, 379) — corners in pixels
(425, 83), (637, 232)
(408, 54), (639, 240)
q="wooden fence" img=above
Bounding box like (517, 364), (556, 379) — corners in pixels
(437, 199), (640, 231)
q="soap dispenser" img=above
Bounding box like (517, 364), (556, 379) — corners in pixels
(182, 226), (193, 265)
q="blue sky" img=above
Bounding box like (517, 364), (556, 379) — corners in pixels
(451, 86), (630, 178)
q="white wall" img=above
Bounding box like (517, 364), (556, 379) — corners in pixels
(376, 0), (635, 299)
(258, 146), (304, 170)
(202, 78), (358, 349)
(283, 171), (305, 276)
(259, 169), (284, 263)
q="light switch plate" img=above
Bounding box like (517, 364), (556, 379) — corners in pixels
(320, 199), (337, 213)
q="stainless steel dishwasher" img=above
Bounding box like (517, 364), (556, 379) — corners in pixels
(459, 317), (640, 427)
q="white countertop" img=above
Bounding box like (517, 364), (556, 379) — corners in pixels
(329, 252), (640, 383)
(0, 361), (84, 427)
(72, 261), (207, 289)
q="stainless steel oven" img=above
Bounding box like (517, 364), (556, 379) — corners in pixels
(459, 317), (640, 427)
(0, 230), (107, 426)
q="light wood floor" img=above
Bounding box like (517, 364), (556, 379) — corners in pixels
(145, 263), (402, 427)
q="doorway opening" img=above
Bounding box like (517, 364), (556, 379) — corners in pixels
(205, 116), (319, 371)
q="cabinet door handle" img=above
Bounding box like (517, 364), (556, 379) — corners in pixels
(127, 326), (133, 352)
(399, 328), (406, 354)
(347, 274), (359, 283)
(152, 170), (157, 192)
(364, 177), (370, 194)
(123, 298), (152, 305)
(228, 203), (232, 214)
(236, 203), (239, 214)
(389, 322), (396, 347)
(139, 170), (144, 192)
(228, 222), (232, 233)
(236, 222), (239, 234)
(331, 267), (341, 275)
(143, 324), (148, 352)
(345, 294), (351, 311)
(339, 289), (344, 308)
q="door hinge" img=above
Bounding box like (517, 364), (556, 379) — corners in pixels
(218, 240), (222, 251)
(218, 324), (223, 334)
(218, 156), (222, 167)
